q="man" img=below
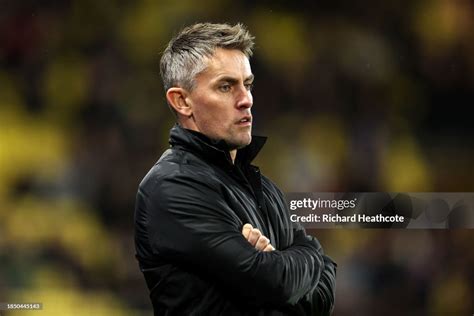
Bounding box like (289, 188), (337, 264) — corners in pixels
(134, 22), (336, 315)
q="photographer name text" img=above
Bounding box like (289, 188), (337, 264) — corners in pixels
(290, 213), (405, 224)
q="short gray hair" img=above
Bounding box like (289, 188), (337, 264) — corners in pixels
(160, 22), (255, 94)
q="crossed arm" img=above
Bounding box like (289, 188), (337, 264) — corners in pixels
(144, 173), (335, 309)
(242, 222), (336, 315)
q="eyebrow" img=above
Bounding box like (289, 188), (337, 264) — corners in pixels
(215, 74), (254, 84)
(245, 74), (255, 82)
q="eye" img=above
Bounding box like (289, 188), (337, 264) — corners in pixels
(244, 83), (254, 91)
(219, 84), (231, 92)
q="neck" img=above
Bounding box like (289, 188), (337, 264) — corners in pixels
(177, 121), (238, 164)
(229, 149), (237, 164)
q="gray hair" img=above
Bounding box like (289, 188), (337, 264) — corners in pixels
(160, 22), (255, 94)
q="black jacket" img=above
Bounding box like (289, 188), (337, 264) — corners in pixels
(134, 125), (336, 315)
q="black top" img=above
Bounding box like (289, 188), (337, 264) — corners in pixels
(134, 125), (336, 315)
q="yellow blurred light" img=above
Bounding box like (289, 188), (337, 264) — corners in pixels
(251, 10), (311, 72)
(8, 286), (137, 316)
(0, 107), (69, 199)
(429, 271), (471, 315)
(414, 0), (471, 55)
(380, 137), (432, 191)
(3, 197), (121, 273)
(43, 56), (89, 118)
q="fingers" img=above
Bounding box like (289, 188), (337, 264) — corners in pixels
(255, 235), (270, 251)
(248, 228), (262, 247)
(242, 223), (253, 240)
(263, 244), (275, 252)
(242, 223), (275, 251)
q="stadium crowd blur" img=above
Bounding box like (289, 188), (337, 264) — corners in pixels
(1, 1), (473, 315)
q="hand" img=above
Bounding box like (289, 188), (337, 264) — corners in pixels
(242, 223), (275, 252)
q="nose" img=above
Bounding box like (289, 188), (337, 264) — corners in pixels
(236, 85), (253, 109)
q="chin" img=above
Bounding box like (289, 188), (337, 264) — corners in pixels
(228, 135), (252, 150)
(238, 136), (252, 149)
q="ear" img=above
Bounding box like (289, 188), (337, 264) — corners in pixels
(166, 87), (193, 117)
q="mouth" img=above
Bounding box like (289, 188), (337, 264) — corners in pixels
(236, 115), (252, 126)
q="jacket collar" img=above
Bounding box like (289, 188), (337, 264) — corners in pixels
(169, 124), (267, 167)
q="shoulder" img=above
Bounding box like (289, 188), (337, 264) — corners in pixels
(138, 147), (220, 197)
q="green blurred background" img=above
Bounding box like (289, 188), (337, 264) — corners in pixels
(1, 0), (473, 315)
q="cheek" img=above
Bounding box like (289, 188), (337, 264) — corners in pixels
(193, 104), (226, 131)
(195, 101), (231, 122)
(190, 93), (236, 131)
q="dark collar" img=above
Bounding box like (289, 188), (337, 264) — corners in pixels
(169, 124), (267, 168)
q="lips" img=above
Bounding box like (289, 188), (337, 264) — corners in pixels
(236, 115), (252, 125)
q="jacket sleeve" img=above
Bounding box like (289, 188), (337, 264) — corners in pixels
(142, 172), (326, 307)
(306, 254), (337, 315)
(290, 225), (337, 316)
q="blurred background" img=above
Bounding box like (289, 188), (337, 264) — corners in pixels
(1, 0), (473, 315)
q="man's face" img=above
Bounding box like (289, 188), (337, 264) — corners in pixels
(184, 48), (254, 149)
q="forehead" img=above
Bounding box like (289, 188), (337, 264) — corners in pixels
(200, 48), (252, 79)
